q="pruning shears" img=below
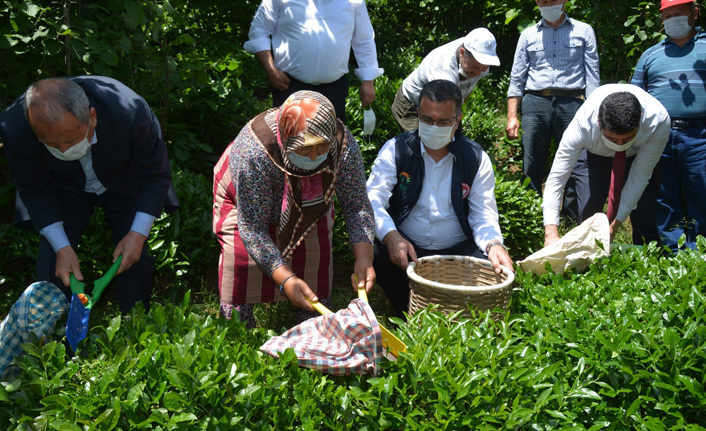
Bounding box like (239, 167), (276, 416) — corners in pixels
(65, 255), (122, 352)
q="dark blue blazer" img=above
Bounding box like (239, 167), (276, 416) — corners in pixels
(0, 76), (178, 231)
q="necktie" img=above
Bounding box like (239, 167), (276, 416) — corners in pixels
(606, 150), (627, 222)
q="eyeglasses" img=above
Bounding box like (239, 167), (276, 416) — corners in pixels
(418, 114), (459, 127)
(295, 142), (332, 156)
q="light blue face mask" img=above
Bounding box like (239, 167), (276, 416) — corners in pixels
(288, 151), (328, 170)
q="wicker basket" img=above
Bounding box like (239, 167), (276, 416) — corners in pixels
(406, 255), (515, 320)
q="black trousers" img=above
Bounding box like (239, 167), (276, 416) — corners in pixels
(373, 237), (485, 319)
(37, 190), (155, 314)
(573, 150), (662, 245)
(272, 75), (349, 124)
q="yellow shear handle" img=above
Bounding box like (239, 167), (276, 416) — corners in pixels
(307, 298), (334, 315)
(355, 274), (369, 302)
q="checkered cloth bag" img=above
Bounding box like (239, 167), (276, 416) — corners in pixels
(0, 281), (70, 377)
(260, 298), (382, 376)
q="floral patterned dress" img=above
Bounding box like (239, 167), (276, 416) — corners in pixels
(213, 115), (374, 310)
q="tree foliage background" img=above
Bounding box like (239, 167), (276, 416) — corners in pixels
(0, 0), (671, 297)
(0, 0), (666, 176)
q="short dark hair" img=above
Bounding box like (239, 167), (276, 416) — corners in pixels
(598, 92), (642, 134)
(419, 79), (462, 115)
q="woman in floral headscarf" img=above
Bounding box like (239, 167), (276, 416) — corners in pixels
(213, 91), (375, 326)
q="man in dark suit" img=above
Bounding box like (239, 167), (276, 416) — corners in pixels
(1, 76), (178, 313)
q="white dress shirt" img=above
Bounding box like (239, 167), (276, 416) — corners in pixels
(244, 0), (384, 84)
(366, 136), (503, 253)
(39, 130), (156, 252)
(543, 84), (671, 226)
(401, 37), (489, 107)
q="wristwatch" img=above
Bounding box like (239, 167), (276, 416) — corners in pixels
(486, 240), (507, 254)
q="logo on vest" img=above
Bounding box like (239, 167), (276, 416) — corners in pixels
(398, 171), (411, 191)
(462, 182), (471, 199)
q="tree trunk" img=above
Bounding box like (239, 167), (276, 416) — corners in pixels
(64, 0), (71, 75)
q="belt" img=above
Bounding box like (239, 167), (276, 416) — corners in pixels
(525, 89), (585, 100)
(671, 118), (706, 130)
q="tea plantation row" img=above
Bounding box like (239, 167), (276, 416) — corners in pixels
(1, 242), (704, 430)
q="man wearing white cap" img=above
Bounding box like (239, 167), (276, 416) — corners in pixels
(631, 0), (706, 251)
(507, 0), (600, 221)
(392, 28), (500, 132)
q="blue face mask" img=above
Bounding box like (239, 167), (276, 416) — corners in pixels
(288, 151), (328, 170)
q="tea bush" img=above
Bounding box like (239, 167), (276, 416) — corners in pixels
(2, 243), (704, 429)
(495, 174), (544, 259)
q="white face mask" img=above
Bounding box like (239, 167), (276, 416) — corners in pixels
(539, 4), (565, 23)
(43, 128), (90, 161)
(664, 14), (693, 39)
(601, 132), (637, 152)
(288, 151), (328, 170)
(363, 108), (376, 135)
(418, 121), (454, 150)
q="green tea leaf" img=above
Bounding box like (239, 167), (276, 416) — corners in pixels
(49, 420), (82, 431)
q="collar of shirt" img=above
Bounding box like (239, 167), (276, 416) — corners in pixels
(90, 129), (98, 146)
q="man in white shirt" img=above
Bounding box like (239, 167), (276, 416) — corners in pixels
(243, 0), (384, 123)
(367, 80), (513, 318)
(392, 28), (500, 132)
(543, 84), (671, 246)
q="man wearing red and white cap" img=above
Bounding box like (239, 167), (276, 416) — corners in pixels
(631, 0), (706, 251)
(391, 28), (500, 132)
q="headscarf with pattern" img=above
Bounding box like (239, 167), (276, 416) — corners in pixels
(250, 91), (345, 259)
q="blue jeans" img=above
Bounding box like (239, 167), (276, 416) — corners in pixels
(572, 150), (661, 245)
(657, 126), (706, 250)
(521, 94), (583, 220)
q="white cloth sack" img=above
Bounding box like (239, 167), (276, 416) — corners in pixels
(518, 213), (611, 275)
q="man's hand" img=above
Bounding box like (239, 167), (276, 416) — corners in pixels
(56, 246), (82, 287)
(506, 117), (520, 140)
(113, 231), (147, 275)
(383, 230), (418, 270)
(544, 225), (561, 247)
(506, 96), (521, 140)
(608, 219), (622, 244)
(487, 244), (514, 275)
(267, 68), (290, 92)
(360, 80), (376, 108)
(254, 50), (290, 92)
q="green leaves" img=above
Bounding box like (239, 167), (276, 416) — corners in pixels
(2, 244), (706, 429)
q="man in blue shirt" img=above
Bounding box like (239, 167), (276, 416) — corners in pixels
(631, 0), (706, 251)
(507, 0), (600, 221)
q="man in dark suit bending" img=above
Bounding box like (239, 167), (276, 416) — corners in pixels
(1, 76), (178, 313)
